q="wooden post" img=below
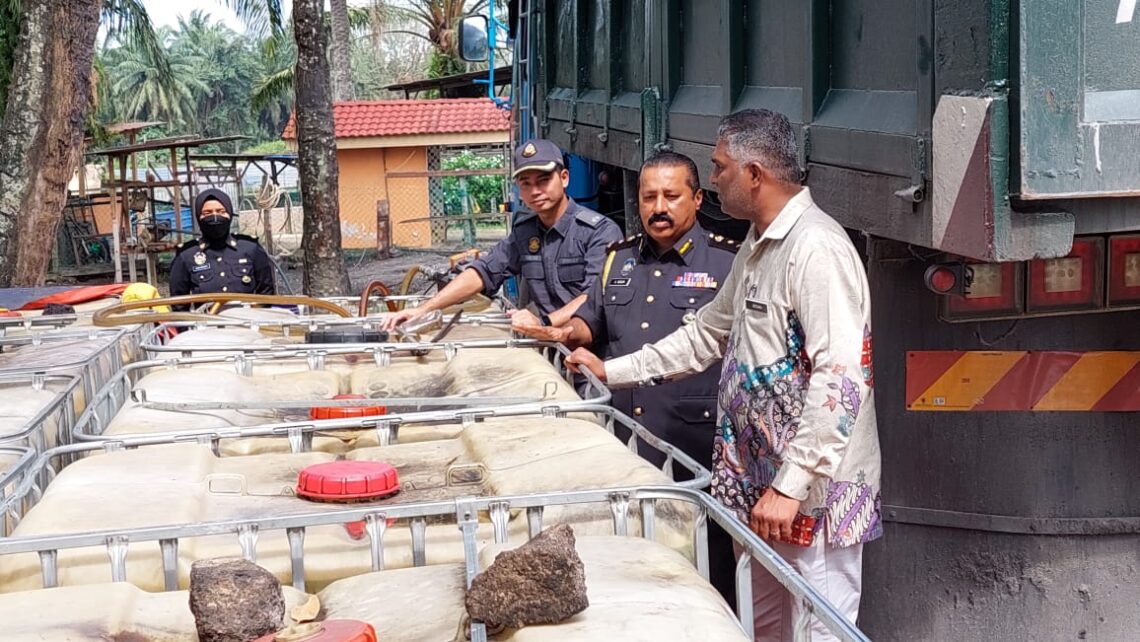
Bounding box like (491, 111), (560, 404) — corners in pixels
(376, 199), (391, 260)
(261, 173), (276, 256)
(122, 155), (136, 283)
(109, 155), (122, 283)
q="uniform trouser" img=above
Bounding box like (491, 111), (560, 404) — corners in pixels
(734, 538), (863, 642)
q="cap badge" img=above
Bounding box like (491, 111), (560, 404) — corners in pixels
(522, 143), (537, 158)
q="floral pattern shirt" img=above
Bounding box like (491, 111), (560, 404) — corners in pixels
(606, 188), (882, 547)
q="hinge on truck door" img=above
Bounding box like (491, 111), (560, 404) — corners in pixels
(598, 103), (611, 145)
(564, 100), (578, 141)
(895, 137), (929, 204)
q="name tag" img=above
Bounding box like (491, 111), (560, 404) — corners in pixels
(238, 258), (249, 264)
(745, 298), (768, 313)
(608, 278), (631, 287)
(191, 264), (212, 273)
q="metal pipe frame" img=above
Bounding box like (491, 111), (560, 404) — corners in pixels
(0, 485), (869, 642)
(0, 373), (83, 456)
(4, 403), (703, 530)
(72, 340), (610, 443)
(0, 446), (35, 536)
(138, 313), (516, 356)
(0, 327), (134, 409)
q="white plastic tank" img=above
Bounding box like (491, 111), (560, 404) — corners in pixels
(0, 418), (695, 593)
(0, 536), (746, 641)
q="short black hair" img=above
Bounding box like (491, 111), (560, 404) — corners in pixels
(640, 151), (701, 194)
(716, 109), (801, 184)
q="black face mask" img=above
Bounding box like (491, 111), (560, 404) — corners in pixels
(199, 215), (231, 244)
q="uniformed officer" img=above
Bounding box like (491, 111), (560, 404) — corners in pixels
(169, 189), (276, 304)
(514, 150), (737, 470)
(515, 150), (740, 605)
(384, 139), (622, 330)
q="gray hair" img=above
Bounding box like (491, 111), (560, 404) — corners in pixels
(716, 109), (801, 184)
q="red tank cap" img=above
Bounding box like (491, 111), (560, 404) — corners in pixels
(252, 620), (378, 642)
(296, 460), (400, 502)
(309, 394), (387, 421)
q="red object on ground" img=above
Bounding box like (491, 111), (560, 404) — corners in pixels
(296, 460), (400, 502)
(252, 620), (378, 642)
(308, 394), (387, 421)
(18, 284), (129, 310)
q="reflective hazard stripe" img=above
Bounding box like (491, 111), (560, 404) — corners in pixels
(906, 351), (1140, 411)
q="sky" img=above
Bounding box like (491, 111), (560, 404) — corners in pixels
(142, 0), (303, 34)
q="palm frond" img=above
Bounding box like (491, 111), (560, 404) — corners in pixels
(252, 65), (294, 112)
(218, 0), (285, 39)
(101, 0), (171, 79)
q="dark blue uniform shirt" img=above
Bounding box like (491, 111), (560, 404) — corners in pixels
(575, 222), (739, 470)
(169, 235), (276, 299)
(468, 199), (622, 314)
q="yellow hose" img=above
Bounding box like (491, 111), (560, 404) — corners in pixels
(92, 293), (353, 327)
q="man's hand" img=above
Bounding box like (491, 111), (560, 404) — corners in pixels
(508, 308), (542, 329)
(565, 347), (606, 382)
(513, 323), (571, 343)
(383, 306), (429, 332)
(749, 488), (802, 543)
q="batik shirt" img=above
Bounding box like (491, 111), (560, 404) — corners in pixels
(606, 188), (882, 547)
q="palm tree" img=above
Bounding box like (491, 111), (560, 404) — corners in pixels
(329, 0), (354, 101)
(224, 0), (350, 296)
(379, 0), (492, 79)
(105, 27), (209, 128)
(0, 0), (170, 285)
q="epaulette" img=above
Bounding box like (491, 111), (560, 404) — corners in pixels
(574, 209), (608, 229)
(233, 233), (262, 245)
(708, 232), (740, 253)
(511, 209), (538, 226)
(606, 233), (643, 254)
(176, 238), (204, 255)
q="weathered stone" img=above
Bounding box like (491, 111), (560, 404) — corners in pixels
(465, 523), (588, 629)
(189, 557), (285, 642)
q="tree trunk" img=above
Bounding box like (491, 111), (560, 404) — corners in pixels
(328, 0), (355, 103)
(0, 0), (100, 286)
(293, 0), (351, 296)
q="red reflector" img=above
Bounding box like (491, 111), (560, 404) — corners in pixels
(1108, 234), (1140, 307)
(1027, 237), (1104, 312)
(926, 267), (958, 294)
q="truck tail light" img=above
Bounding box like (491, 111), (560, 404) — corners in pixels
(924, 264), (971, 296)
(943, 261), (1024, 320)
(1027, 237), (1104, 312)
(1108, 234), (1140, 307)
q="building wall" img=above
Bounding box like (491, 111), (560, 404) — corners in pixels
(380, 147), (431, 249)
(335, 145), (432, 250)
(336, 147), (387, 249)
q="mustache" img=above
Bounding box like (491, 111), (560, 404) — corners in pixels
(648, 212), (672, 225)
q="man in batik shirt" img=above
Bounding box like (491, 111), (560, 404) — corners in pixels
(567, 109), (881, 642)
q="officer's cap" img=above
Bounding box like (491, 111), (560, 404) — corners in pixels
(511, 139), (565, 179)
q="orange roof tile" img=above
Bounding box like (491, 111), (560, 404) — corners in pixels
(282, 98), (510, 140)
